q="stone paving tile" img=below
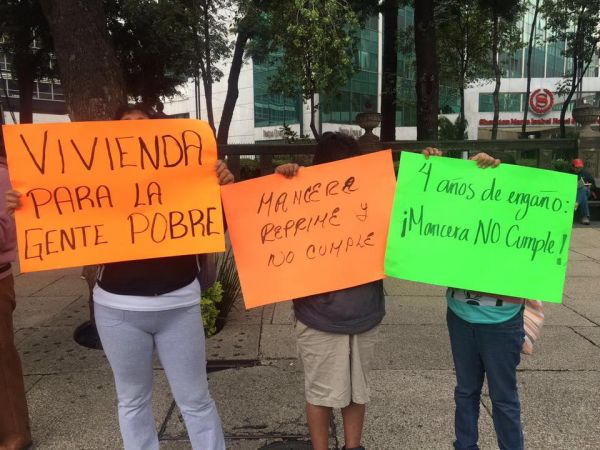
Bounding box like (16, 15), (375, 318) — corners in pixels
(567, 250), (593, 261)
(259, 324), (297, 360)
(224, 439), (272, 449)
(14, 327), (36, 347)
(24, 375), (42, 392)
(569, 228), (600, 249)
(572, 326), (600, 347)
(562, 296), (600, 324)
(520, 326), (600, 371)
(261, 304), (275, 324)
(482, 371), (600, 450)
(373, 324), (454, 370)
(566, 259), (600, 277)
(383, 296), (446, 325)
(162, 362), (306, 440)
(563, 276), (600, 301)
(205, 324), (260, 360)
(27, 370), (172, 450)
(570, 247), (600, 261)
(14, 271), (68, 297)
(226, 303), (264, 325)
(383, 278), (445, 297)
(341, 370), (497, 450)
(272, 301), (293, 324)
(17, 326), (110, 375)
(543, 302), (597, 327)
(13, 296), (80, 329)
(30, 273), (89, 297)
(159, 441), (192, 450)
(44, 295), (91, 328)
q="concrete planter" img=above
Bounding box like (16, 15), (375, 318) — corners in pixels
(573, 105), (600, 137)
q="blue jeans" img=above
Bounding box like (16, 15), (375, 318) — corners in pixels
(577, 186), (591, 218)
(447, 308), (524, 450)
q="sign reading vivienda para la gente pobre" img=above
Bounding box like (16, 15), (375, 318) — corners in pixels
(2, 119), (225, 272)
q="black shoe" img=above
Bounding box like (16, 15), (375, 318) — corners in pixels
(342, 446), (365, 450)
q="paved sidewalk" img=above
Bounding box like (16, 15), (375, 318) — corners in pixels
(12, 227), (600, 449)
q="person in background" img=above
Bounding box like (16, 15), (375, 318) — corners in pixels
(572, 158), (596, 225)
(0, 128), (31, 450)
(6, 105), (232, 450)
(153, 101), (169, 119)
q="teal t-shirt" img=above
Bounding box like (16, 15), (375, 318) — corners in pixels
(447, 288), (523, 324)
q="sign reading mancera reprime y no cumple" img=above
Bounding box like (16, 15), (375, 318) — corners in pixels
(221, 150), (396, 309)
(385, 152), (576, 303)
(2, 119), (225, 272)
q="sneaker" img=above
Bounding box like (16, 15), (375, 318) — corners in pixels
(581, 216), (591, 225)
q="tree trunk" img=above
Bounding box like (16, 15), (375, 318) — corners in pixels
(202, 0), (215, 133)
(380, 0), (398, 141)
(522, 0), (540, 136)
(217, 30), (250, 145)
(202, 76), (215, 133)
(414, 0), (439, 140)
(458, 84), (465, 139)
(39, 0), (126, 120)
(560, 50), (579, 138)
(14, 55), (34, 124)
(309, 92), (319, 141)
(491, 13), (501, 140)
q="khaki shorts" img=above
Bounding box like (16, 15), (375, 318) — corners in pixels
(294, 320), (379, 408)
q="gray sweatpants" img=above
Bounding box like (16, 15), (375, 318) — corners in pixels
(95, 303), (225, 450)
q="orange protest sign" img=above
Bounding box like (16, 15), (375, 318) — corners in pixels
(2, 119), (225, 272)
(221, 150), (396, 308)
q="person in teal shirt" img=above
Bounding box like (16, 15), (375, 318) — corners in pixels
(443, 154), (526, 450)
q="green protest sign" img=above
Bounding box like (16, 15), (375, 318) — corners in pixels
(384, 152), (577, 303)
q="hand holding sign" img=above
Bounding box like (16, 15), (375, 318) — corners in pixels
(2, 119), (225, 271)
(385, 152), (576, 303)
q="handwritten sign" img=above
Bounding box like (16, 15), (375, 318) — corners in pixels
(221, 150), (396, 308)
(2, 119), (225, 272)
(385, 152), (576, 303)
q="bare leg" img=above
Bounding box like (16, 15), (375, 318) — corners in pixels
(306, 402), (332, 450)
(341, 402), (366, 449)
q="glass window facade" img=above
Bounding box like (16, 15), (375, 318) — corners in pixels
(396, 6), (416, 126)
(501, 0), (599, 80)
(0, 77), (64, 101)
(253, 58), (302, 128)
(320, 16), (379, 124)
(479, 93), (525, 112)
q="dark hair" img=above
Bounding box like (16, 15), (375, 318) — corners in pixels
(113, 103), (153, 120)
(312, 132), (361, 165)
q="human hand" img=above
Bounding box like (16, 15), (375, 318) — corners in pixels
(275, 163), (301, 178)
(215, 160), (234, 185)
(5, 190), (21, 216)
(422, 147), (443, 159)
(470, 152), (500, 168)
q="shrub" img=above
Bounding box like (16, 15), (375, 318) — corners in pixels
(201, 281), (223, 337)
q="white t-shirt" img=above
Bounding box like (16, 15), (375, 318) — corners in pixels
(93, 278), (201, 311)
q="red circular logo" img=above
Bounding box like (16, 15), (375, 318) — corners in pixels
(529, 89), (554, 115)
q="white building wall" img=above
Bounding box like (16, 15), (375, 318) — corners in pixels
(2, 111), (69, 124)
(465, 77), (600, 140)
